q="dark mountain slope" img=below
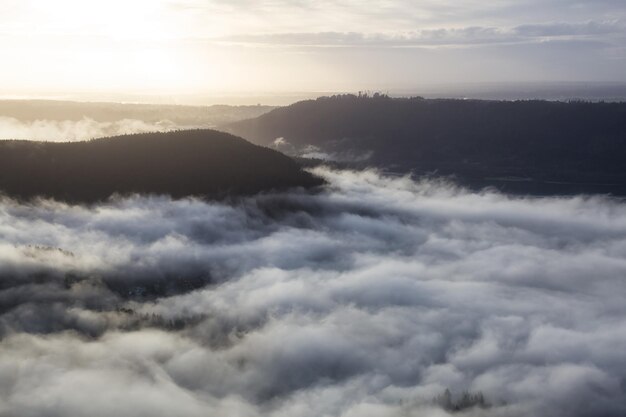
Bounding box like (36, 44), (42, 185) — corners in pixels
(225, 95), (626, 195)
(0, 129), (323, 202)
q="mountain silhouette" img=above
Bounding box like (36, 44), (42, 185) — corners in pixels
(225, 94), (626, 195)
(0, 129), (323, 202)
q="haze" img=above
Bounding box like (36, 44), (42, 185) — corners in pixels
(2, 0), (625, 101)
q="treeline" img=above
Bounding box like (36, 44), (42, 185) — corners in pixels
(0, 129), (323, 203)
(433, 388), (490, 412)
(226, 95), (626, 195)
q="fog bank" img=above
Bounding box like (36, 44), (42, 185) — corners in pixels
(1, 168), (625, 416)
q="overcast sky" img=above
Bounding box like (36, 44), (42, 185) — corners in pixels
(1, 0), (625, 97)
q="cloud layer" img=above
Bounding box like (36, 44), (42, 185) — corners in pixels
(218, 21), (626, 48)
(1, 168), (626, 416)
(2, 0), (626, 94)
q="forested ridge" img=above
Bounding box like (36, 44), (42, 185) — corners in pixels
(0, 129), (322, 202)
(226, 95), (626, 195)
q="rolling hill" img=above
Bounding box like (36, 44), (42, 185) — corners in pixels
(0, 129), (323, 202)
(0, 100), (276, 127)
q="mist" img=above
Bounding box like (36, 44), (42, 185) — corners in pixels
(0, 117), (183, 142)
(1, 168), (625, 416)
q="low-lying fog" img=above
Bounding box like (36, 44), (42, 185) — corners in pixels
(1, 168), (625, 416)
(0, 101), (275, 141)
(0, 117), (185, 141)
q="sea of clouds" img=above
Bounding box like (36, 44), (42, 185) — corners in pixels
(1, 168), (626, 417)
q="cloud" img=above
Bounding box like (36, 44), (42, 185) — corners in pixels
(215, 21), (625, 48)
(269, 138), (371, 162)
(513, 21), (624, 37)
(1, 168), (626, 416)
(0, 117), (183, 142)
(2, 0), (626, 92)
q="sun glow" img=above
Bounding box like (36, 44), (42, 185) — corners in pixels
(1, 0), (624, 99)
(0, 0), (221, 94)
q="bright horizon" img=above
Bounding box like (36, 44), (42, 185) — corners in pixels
(1, 0), (625, 100)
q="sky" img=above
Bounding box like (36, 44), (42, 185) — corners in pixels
(1, 0), (626, 98)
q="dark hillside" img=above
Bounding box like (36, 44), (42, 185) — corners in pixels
(226, 95), (626, 195)
(0, 129), (323, 202)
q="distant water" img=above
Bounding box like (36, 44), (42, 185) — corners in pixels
(3, 83), (625, 107)
(401, 82), (626, 103)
